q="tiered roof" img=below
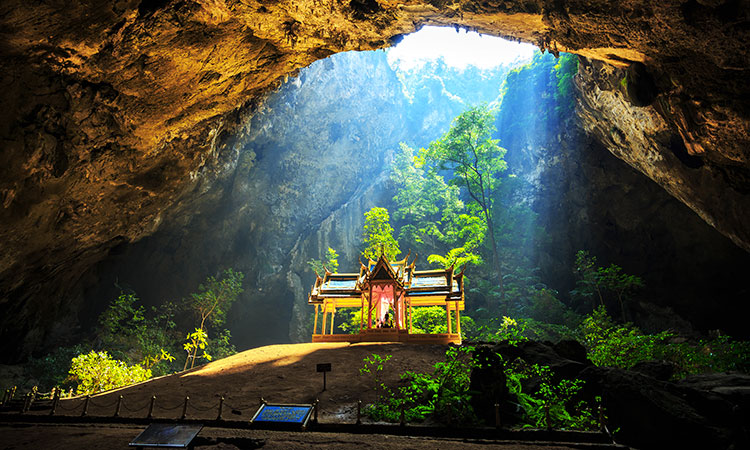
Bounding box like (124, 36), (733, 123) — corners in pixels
(308, 253), (464, 308)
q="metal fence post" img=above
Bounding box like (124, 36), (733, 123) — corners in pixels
(20, 392), (30, 413)
(216, 395), (224, 421)
(81, 395), (90, 417)
(114, 395), (123, 417)
(181, 396), (189, 420)
(147, 395), (156, 419)
(49, 389), (60, 416)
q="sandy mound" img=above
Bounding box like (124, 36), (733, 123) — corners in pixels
(51, 342), (449, 422)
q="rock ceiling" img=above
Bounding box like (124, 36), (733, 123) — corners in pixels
(0, 0), (748, 358)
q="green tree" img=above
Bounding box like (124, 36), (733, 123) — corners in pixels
(422, 105), (508, 296)
(392, 143), (485, 269)
(363, 207), (400, 261)
(183, 269), (244, 370)
(97, 292), (178, 375)
(553, 53), (578, 114)
(571, 251), (644, 320)
(307, 247), (339, 276)
(183, 328), (212, 369)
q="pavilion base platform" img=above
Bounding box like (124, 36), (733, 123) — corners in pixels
(312, 329), (461, 345)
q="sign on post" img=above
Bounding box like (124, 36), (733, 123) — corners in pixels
(316, 363), (331, 391)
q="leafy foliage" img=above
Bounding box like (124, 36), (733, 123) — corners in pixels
(553, 53), (578, 114)
(307, 247), (339, 276)
(360, 347), (478, 424)
(25, 344), (88, 392)
(97, 292), (179, 376)
(208, 329), (237, 361)
(391, 143), (485, 269)
(425, 212), (485, 269)
(493, 316), (528, 345)
(362, 207), (401, 261)
(182, 269), (244, 370)
(571, 251), (644, 320)
(409, 306), (450, 334)
(183, 328), (212, 369)
(422, 104), (508, 289)
(503, 358), (598, 430)
(68, 351), (151, 395)
(581, 306), (750, 377)
(184, 269), (244, 331)
(359, 353), (392, 399)
(141, 349), (175, 370)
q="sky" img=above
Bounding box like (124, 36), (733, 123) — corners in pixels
(386, 26), (536, 71)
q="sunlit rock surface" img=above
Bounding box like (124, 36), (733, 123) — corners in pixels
(1, 0), (749, 359)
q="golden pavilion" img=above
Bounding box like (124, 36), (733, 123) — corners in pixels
(308, 253), (465, 344)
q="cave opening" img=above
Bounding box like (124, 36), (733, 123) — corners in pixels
(2, 2), (750, 447)
(227, 26), (578, 347)
(43, 24), (749, 369)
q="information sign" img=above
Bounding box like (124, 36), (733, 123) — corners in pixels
(129, 423), (203, 448)
(251, 403), (314, 428)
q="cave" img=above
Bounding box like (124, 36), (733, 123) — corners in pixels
(1, 1), (749, 448)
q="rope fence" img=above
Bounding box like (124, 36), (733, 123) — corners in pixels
(186, 400), (219, 412)
(9, 388), (304, 421)
(157, 400), (186, 411)
(88, 397), (120, 409)
(55, 398), (85, 412)
(120, 398), (153, 413)
(1, 386), (611, 436)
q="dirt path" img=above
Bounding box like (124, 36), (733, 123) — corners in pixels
(0, 422), (620, 450)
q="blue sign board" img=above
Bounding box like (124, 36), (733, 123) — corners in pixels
(251, 403), (314, 427)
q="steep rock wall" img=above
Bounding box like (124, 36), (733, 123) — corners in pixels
(495, 55), (750, 336)
(80, 51), (407, 349)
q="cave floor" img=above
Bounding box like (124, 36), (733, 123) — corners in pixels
(0, 343), (630, 449)
(0, 422), (627, 449)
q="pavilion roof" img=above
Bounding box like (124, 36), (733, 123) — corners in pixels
(308, 252), (464, 306)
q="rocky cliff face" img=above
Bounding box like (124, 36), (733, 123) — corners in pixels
(494, 53), (750, 336)
(81, 50), (409, 349)
(1, 0), (749, 359)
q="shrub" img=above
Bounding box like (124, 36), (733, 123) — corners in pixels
(503, 358), (598, 430)
(307, 247), (339, 276)
(97, 292), (179, 376)
(68, 351), (151, 395)
(580, 306), (672, 369)
(410, 306), (449, 334)
(579, 306), (750, 377)
(360, 347), (478, 425)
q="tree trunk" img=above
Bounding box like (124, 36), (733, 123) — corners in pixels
(485, 212), (504, 311)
